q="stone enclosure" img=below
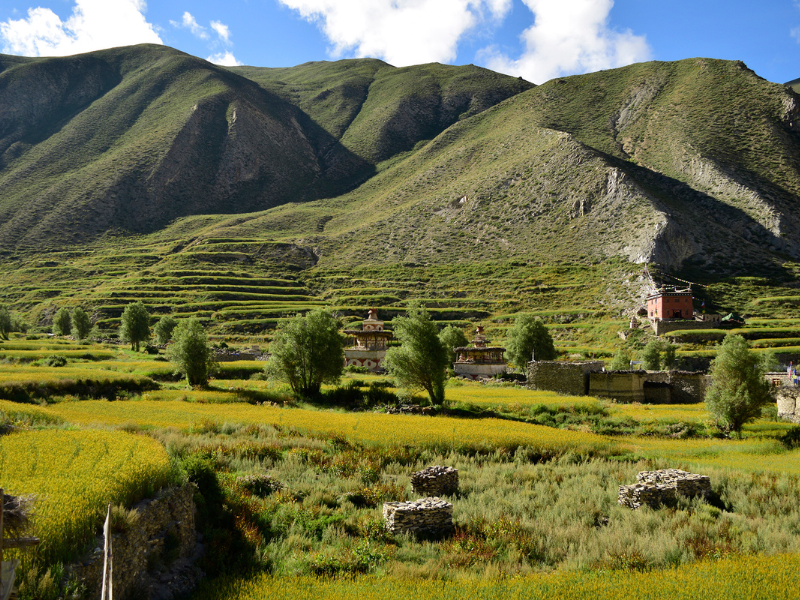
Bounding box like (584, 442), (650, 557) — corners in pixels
(619, 469), (711, 509)
(411, 465), (459, 496)
(777, 386), (800, 423)
(382, 498), (453, 534)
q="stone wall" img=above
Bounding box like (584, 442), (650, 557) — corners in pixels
(411, 466), (458, 496)
(590, 371), (709, 404)
(527, 361), (604, 396)
(777, 386), (800, 423)
(71, 484), (200, 600)
(619, 469), (711, 509)
(652, 319), (723, 336)
(589, 371), (647, 402)
(383, 498), (453, 534)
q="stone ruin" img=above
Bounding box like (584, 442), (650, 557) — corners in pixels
(382, 497), (453, 534)
(618, 469), (711, 509)
(411, 465), (459, 496)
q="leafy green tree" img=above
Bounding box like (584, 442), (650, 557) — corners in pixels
(265, 309), (345, 397)
(438, 325), (469, 365)
(706, 334), (772, 437)
(71, 307), (92, 340)
(154, 315), (178, 345)
(384, 303), (448, 405)
(167, 319), (216, 386)
(760, 350), (781, 373)
(119, 301), (150, 351)
(52, 307), (72, 336)
(610, 348), (631, 371)
(641, 339), (662, 370)
(662, 341), (678, 370)
(505, 314), (556, 369)
(0, 305), (11, 340)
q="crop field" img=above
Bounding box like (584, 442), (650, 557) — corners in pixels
(0, 429), (172, 566)
(192, 553), (800, 600)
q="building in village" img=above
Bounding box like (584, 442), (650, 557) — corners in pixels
(343, 309), (393, 371)
(453, 326), (507, 380)
(646, 286), (694, 321)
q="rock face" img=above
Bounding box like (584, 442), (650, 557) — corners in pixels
(410, 465), (459, 496)
(619, 469), (711, 509)
(383, 497), (453, 534)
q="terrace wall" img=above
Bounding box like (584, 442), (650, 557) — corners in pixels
(527, 361), (605, 396)
(71, 484), (200, 600)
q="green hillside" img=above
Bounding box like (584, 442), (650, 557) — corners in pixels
(2, 47), (800, 358)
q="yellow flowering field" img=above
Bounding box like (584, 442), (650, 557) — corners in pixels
(192, 553), (800, 600)
(446, 381), (600, 408)
(0, 429), (172, 564)
(0, 364), (144, 384)
(606, 402), (708, 423)
(42, 400), (620, 456)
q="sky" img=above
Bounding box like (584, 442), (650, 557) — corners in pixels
(0, 0), (798, 85)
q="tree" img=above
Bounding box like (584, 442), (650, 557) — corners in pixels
(641, 339), (662, 370)
(662, 341), (678, 370)
(438, 325), (469, 365)
(71, 307), (92, 340)
(760, 350), (781, 373)
(154, 316), (178, 345)
(0, 305), (11, 340)
(505, 314), (556, 369)
(706, 334), (772, 437)
(52, 307), (71, 336)
(384, 303), (449, 405)
(166, 319), (216, 386)
(610, 348), (631, 371)
(119, 301), (150, 351)
(266, 309), (345, 397)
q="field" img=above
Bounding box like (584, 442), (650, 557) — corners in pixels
(2, 328), (800, 599)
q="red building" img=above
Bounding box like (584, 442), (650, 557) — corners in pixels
(646, 287), (693, 321)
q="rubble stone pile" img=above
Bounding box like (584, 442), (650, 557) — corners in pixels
(382, 497), (453, 534)
(411, 465), (459, 496)
(619, 468), (711, 509)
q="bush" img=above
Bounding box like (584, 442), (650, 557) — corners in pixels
(641, 339), (662, 370)
(43, 355), (67, 367)
(0, 305), (11, 340)
(610, 348), (631, 370)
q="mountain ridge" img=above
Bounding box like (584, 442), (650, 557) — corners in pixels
(0, 46), (798, 280)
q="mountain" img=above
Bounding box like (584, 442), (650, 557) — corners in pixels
(0, 45), (528, 248)
(1, 45), (799, 279)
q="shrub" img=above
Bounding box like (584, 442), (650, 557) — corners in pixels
(0, 305), (11, 340)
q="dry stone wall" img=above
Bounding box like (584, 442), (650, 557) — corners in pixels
(411, 466), (458, 496)
(619, 469), (711, 509)
(383, 498), (453, 534)
(71, 484), (200, 600)
(777, 386), (800, 423)
(527, 361), (604, 396)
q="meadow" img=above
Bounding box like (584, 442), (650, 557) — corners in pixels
(2, 333), (800, 599)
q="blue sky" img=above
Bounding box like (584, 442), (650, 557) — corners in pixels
(0, 0), (798, 85)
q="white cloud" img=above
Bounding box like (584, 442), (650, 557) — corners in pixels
(207, 51), (242, 66)
(0, 0), (161, 57)
(278, 0), (512, 66)
(481, 0), (651, 84)
(792, 26), (800, 43)
(170, 11), (209, 40)
(210, 20), (231, 43)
